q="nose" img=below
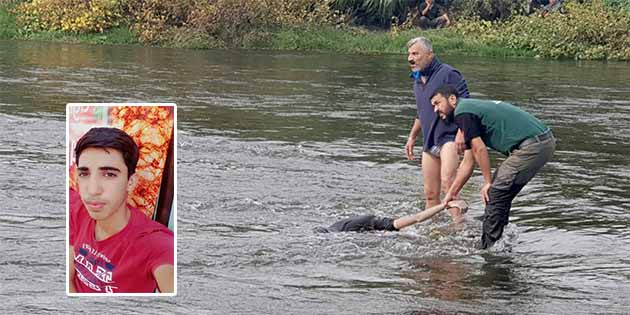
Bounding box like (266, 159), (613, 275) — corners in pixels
(86, 175), (103, 196)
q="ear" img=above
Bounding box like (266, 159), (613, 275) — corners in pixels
(448, 94), (458, 107)
(127, 173), (138, 193)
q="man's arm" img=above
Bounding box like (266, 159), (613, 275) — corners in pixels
(154, 264), (174, 293)
(393, 200), (469, 230)
(469, 137), (493, 203)
(68, 246), (76, 293)
(444, 148), (475, 204)
(420, 2), (431, 16)
(405, 118), (422, 160)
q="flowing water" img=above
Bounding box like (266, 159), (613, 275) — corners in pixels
(1, 40), (630, 314)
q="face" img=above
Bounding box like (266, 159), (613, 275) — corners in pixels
(77, 147), (136, 222)
(431, 93), (457, 121)
(408, 42), (433, 72)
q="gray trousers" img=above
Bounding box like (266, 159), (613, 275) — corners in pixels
(481, 134), (556, 249)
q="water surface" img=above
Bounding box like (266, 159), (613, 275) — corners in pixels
(1, 40), (630, 314)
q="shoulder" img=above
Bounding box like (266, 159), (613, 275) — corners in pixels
(436, 63), (465, 80)
(129, 209), (174, 246)
(455, 98), (470, 110)
(131, 208), (173, 235)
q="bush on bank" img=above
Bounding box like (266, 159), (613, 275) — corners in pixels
(15, 0), (123, 33)
(454, 0), (630, 60)
(4, 0), (630, 60)
(10, 0), (336, 46)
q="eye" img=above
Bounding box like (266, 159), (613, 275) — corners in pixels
(104, 172), (118, 178)
(77, 171), (89, 177)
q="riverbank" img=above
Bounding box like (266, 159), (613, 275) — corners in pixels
(0, 3), (532, 58)
(1, 1), (627, 60)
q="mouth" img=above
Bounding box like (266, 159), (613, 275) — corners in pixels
(85, 201), (106, 210)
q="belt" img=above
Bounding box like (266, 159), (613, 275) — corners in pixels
(513, 129), (553, 152)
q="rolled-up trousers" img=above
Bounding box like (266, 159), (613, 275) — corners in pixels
(481, 135), (556, 249)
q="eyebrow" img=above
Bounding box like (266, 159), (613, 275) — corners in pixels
(77, 166), (122, 172)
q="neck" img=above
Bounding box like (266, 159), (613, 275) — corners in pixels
(421, 56), (439, 78)
(95, 204), (130, 241)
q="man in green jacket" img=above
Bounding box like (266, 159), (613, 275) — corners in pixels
(431, 85), (556, 249)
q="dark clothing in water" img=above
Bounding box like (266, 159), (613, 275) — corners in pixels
(318, 215), (398, 233)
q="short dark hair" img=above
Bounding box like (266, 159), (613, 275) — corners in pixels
(431, 85), (459, 100)
(74, 127), (139, 177)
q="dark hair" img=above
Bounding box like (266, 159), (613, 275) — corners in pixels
(74, 127), (139, 177)
(431, 85), (459, 100)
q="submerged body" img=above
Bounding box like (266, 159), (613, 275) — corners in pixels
(319, 200), (468, 233)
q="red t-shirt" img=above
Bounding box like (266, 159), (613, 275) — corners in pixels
(69, 189), (174, 293)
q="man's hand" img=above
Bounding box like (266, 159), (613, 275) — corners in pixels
(442, 190), (454, 206)
(405, 137), (416, 160)
(422, 0), (432, 16)
(480, 182), (491, 204)
(455, 129), (466, 154)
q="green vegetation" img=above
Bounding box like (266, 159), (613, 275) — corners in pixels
(257, 26), (534, 57)
(1, 0), (628, 60)
(0, 1), (19, 38)
(454, 1), (630, 59)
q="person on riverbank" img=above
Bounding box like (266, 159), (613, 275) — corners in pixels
(528, 0), (564, 16)
(431, 85), (556, 249)
(405, 36), (470, 223)
(417, 0), (451, 29)
(317, 200), (468, 233)
(69, 127), (174, 293)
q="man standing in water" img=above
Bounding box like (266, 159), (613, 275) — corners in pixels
(431, 86), (556, 249)
(405, 37), (470, 222)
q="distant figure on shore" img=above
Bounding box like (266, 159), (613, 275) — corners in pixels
(316, 200), (468, 233)
(417, 0), (451, 29)
(528, 0), (564, 16)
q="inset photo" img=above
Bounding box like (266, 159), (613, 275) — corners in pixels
(66, 104), (176, 295)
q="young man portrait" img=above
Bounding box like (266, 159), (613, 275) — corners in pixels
(68, 127), (174, 294)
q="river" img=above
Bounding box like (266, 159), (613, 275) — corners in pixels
(1, 40), (630, 314)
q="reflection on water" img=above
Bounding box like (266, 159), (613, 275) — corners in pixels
(1, 39), (630, 313)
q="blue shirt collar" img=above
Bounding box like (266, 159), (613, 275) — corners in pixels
(410, 70), (421, 81)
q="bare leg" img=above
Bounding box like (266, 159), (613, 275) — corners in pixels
(440, 142), (463, 223)
(421, 151), (441, 208)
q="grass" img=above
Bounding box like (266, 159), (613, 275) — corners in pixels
(255, 26), (535, 58)
(0, 3), (19, 39)
(18, 25), (139, 45)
